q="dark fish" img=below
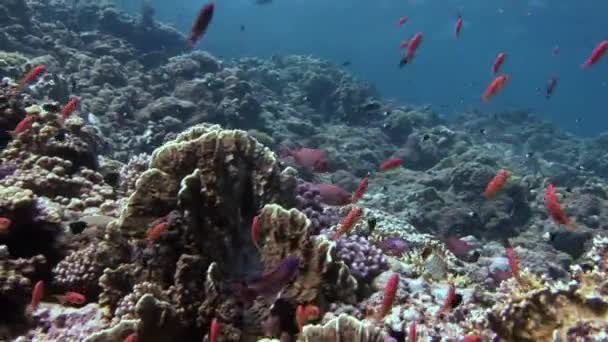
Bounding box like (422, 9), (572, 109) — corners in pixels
(545, 75), (558, 99)
(367, 217), (377, 232)
(187, 2), (215, 48)
(341, 61), (351, 67)
(240, 24), (245, 32)
(239, 256), (300, 302)
(525, 152), (534, 158)
(256, 0), (273, 4)
(422, 134), (430, 141)
(479, 128), (486, 135)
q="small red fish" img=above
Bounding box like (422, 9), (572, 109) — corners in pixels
(504, 240), (521, 284)
(545, 75), (558, 99)
(438, 283), (456, 314)
(0, 217), (12, 231)
(285, 148), (329, 172)
(351, 175), (369, 203)
(483, 169), (511, 198)
(20, 65), (46, 88)
(28, 280), (44, 314)
(330, 206), (362, 240)
(399, 33), (423, 67)
(315, 183), (352, 206)
(187, 2), (215, 48)
(61, 98), (80, 119)
(408, 321), (417, 342)
(12, 116), (33, 135)
(544, 184), (573, 229)
(147, 221), (169, 241)
(123, 333), (138, 342)
(396, 16), (408, 28)
(55, 291), (86, 305)
(481, 74), (509, 102)
(460, 336), (483, 342)
(454, 15), (463, 39)
(581, 40), (608, 69)
(251, 215), (261, 250)
(492, 52), (506, 74)
(375, 273), (399, 321)
(379, 157), (402, 171)
(210, 318), (219, 342)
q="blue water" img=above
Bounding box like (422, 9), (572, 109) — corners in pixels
(122, 0), (608, 136)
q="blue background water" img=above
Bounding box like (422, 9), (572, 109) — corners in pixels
(117, 0), (608, 137)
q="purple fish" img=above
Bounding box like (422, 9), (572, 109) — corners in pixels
(239, 256), (300, 302)
(378, 237), (409, 256)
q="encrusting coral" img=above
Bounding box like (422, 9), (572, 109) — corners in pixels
(300, 313), (388, 342)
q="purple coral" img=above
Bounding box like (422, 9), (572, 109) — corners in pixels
(336, 235), (388, 280)
(295, 179), (339, 234)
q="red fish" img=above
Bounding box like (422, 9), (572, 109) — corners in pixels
(544, 184), (573, 229)
(460, 336), (483, 342)
(315, 183), (351, 205)
(55, 291), (86, 305)
(504, 240), (521, 284)
(454, 15), (463, 39)
(147, 221), (169, 241)
(187, 2), (215, 48)
(296, 303), (320, 331)
(12, 116), (33, 135)
(581, 40), (608, 69)
(330, 206), (362, 240)
(544, 75), (558, 99)
(399, 40), (409, 49)
(481, 74), (509, 102)
(251, 215), (261, 250)
(483, 169), (511, 198)
(28, 280), (44, 314)
(396, 16), (408, 28)
(296, 305), (305, 332)
(399, 33), (423, 67)
(210, 318), (219, 342)
(492, 52), (506, 74)
(285, 148), (329, 172)
(443, 236), (474, 260)
(123, 333), (138, 342)
(438, 283), (456, 314)
(0, 217), (12, 231)
(376, 273), (399, 321)
(408, 321), (417, 342)
(351, 175), (369, 203)
(61, 98), (80, 119)
(20, 65), (46, 88)
(379, 157), (402, 171)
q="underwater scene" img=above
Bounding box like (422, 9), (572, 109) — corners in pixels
(1, 0), (608, 341)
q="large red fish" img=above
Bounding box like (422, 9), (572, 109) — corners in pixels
(27, 280), (44, 314)
(483, 169), (511, 198)
(315, 183), (351, 205)
(399, 33), (423, 67)
(330, 206), (362, 240)
(20, 65), (46, 88)
(544, 184), (573, 229)
(187, 2), (215, 48)
(492, 52), (506, 74)
(284, 148), (329, 172)
(481, 74), (509, 102)
(350, 175), (369, 203)
(375, 273), (399, 321)
(379, 157), (402, 171)
(61, 98), (80, 119)
(581, 40), (608, 69)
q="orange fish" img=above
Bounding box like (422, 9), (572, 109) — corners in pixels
(147, 221), (169, 241)
(210, 318), (219, 342)
(61, 98), (80, 119)
(438, 283), (456, 314)
(504, 240), (521, 284)
(251, 215), (261, 250)
(0, 217), (12, 231)
(330, 206), (362, 240)
(376, 273), (399, 321)
(351, 174), (369, 203)
(379, 157), (402, 171)
(408, 321), (417, 342)
(483, 169), (511, 198)
(55, 291), (86, 305)
(20, 65), (46, 88)
(123, 333), (138, 342)
(544, 184), (573, 228)
(27, 280), (44, 314)
(481, 74), (509, 102)
(12, 116), (33, 135)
